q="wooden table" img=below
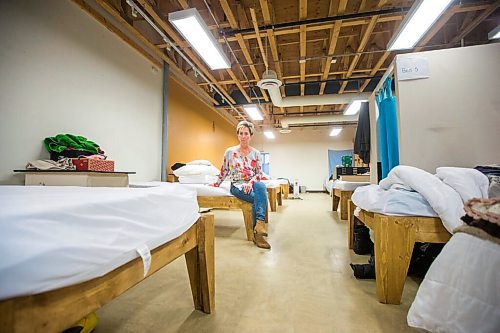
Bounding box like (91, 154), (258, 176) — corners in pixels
(15, 170), (135, 187)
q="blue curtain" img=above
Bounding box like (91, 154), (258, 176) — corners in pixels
(328, 149), (353, 179)
(376, 77), (399, 179)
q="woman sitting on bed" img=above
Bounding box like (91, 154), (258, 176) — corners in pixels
(211, 121), (270, 249)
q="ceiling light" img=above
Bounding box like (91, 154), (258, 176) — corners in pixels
(331, 58), (337, 64)
(279, 128), (292, 134)
(168, 8), (231, 70)
(243, 105), (263, 121)
(264, 131), (275, 139)
(488, 26), (500, 40)
(344, 100), (367, 116)
(330, 128), (342, 137)
(387, 0), (454, 51)
(299, 58), (306, 64)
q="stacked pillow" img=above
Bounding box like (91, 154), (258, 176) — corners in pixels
(173, 160), (219, 184)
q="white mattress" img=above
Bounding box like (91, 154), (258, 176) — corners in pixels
(131, 180), (280, 196)
(0, 184), (199, 300)
(408, 233), (500, 333)
(351, 184), (438, 217)
(332, 180), (370, 191)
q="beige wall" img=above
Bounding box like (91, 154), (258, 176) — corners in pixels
(0, 0), (163, 184)
(167, 79), (237, 172)
(253, 127), (356, 191)
(395, 43), (500, 172)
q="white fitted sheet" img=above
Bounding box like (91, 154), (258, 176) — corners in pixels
(332, 180), (370, 191)
(0, 184), (199, 300)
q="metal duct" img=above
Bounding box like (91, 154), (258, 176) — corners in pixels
(266, 86), (370, 108)
(280, 115), (358, 128)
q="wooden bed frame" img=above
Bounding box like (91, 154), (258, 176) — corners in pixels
(280, 183), (289, 199)
(0, 213), (215, 333)
(267, 185), (282, 212)
(347, 200), (451, 304)
(198, 196), (254, 241)
(332, 188), (353, 220)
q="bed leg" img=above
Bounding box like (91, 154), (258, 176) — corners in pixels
(373, 215), (416, 305)
(283, 184), (289, 199)
(267, 188), (277, 212)
(185, 213), (215, 313)
(241, 203), (254, 241)
(277, 189), (282, 206)
(347, 200), (355, 249)
(332, 191), (340, 211)
(339, 191), (353, 220)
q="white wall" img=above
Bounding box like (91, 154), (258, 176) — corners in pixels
(253, 127), (356, 191)
(395, 43), (500, 172)
(0, 1), (163, 184)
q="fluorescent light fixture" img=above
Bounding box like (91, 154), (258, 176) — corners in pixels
(264, 131), (275, 139)
(168, 8), (230, 70)
(243, 104), (263, 121)
(330, 128), (342, 137)
(387, 0), (453, 51)
(488, 26), (500, 40)
(344, 100), (367, 116)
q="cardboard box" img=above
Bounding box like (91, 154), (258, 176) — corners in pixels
(72, 158), (115, 172)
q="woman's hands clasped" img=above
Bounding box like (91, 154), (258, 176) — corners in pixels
(243, 182), (253, 194)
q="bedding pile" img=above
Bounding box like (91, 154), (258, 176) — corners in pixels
(352, 165), (489, 233)
(173, 160), (219, 184)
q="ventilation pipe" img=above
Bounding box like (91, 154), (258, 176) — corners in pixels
(280, 115), (358, 128)
(257, 70), (370, 108)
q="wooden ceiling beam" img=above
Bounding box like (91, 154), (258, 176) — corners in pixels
(414, 8), (456, 52)
(219, 0), (266, 103)
(299, 0), (307, 113)
(360, 51), (390, 92)
(219, 14), (404, 42)
(447, 2), (500, 47)
(260, 0), (286, 114)
(136, 0), (236, 105)
(249, 8), (268, 69)
(318, 0), (347, 100)
(176, 0), (189, 10)
(339, 15), (378, 93)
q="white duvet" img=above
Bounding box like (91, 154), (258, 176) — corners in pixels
(0, 184), (200, 300)
(407, 233), (500, 333)
(352, 166), (489, 233)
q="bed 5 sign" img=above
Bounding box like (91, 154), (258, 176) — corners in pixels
(396, 56), (430, 81)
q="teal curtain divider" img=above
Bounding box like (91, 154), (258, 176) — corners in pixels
(376, 77), (399, 180)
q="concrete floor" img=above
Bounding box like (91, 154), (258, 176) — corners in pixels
(96, 193), (419, 332)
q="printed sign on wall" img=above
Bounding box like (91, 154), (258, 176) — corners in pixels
(396, 56), (430, 81)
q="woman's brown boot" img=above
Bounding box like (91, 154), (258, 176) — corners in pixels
(255, 220), (268, 236)
(253, 233), (271, 249)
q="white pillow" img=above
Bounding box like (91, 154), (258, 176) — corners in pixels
(173, 164), (220, 177)
(186, 160), (212, 166)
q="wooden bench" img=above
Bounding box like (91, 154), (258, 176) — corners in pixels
(0, 214), (215, 332)
(347, 200), (451, 304)
(332, 188), (353, 220)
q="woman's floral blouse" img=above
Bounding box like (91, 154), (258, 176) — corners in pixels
(214, 146), (263, 189)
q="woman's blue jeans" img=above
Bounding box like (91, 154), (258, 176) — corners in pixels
(230, 182), (267, 229)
